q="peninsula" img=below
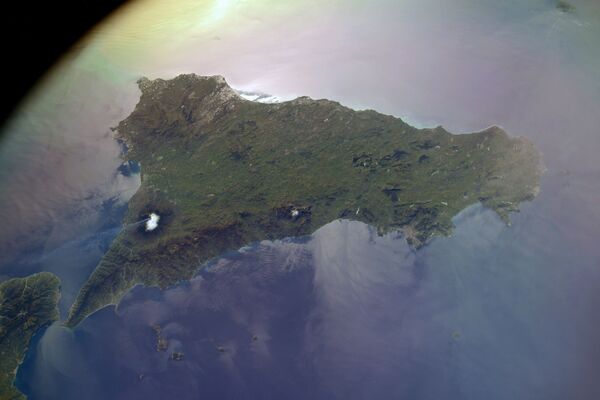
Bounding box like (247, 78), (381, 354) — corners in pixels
(67, 74), (541, 327)
(0, 272), (60, 399)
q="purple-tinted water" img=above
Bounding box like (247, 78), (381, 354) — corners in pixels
(16, 169), (600, 399)
(2, 0), (600, 398)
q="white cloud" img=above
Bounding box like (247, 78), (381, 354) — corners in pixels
(145, 213), (160, 231)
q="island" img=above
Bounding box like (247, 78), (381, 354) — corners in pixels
(151, 324), (169, 352)
(66, 74), (541, 327)
(0, 272), (61, 399)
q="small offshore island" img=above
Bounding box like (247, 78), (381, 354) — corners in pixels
(0, 272), (61, 399)
(66, 74), (541, 328)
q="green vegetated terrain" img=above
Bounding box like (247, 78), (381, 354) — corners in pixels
(0, 272), (60, 400)
(556, 0), (575, 13)
(66, 74), (541, 327)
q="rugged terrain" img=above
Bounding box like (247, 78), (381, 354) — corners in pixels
(66, 74), (541, 327)
(0, 272), (60, 399)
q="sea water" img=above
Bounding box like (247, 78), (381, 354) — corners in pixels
(3, 0), (600, 398)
